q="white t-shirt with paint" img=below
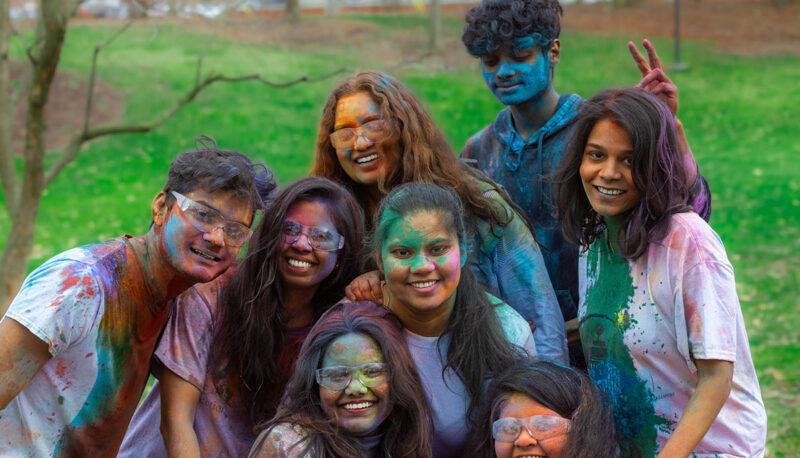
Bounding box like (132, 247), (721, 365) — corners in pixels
(579, 212), (767, 457)
(405, 299), (536, 458)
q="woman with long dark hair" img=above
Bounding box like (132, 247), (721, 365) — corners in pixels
(469, 360), (616, 458)
(249, 300), (433, 458)
(119, 177), (366, 457)
(553, 87), (766, 456)
(313, 71), (567, 364)
(370, 182), (535, 457)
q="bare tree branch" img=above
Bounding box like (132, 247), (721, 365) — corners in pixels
(83, 19), (135, 132)
(0, 0), (19, 216)
(43, 66), (347, 188)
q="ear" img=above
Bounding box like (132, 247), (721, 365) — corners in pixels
(152, 191), (168, 226)
(548, 39), (561, 67)
(375, 252), (384, 272)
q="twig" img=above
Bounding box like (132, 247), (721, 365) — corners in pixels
(387, 51), (435, 71)
(43, 66), (347, 188)
(9, 23), (40, 65)
(83, 19), (135, 133)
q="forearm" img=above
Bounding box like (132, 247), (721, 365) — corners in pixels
(675, 118), (698, 188)
(160, 417), (201, 458)
(0, 317), (51, 410)
(657, 360), (733, 457)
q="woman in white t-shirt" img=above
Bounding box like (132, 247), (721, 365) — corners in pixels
(370, 182), (537, 457)
(553, 87), (767, 457)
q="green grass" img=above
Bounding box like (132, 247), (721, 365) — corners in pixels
(2, 15), (798, 455)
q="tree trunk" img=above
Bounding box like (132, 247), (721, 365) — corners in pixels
(0, 0), (76, 314)
(429, 0), (442, 52)
(286, 0), (301, 23)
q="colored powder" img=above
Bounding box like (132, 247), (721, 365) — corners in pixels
(580, 239), (671, 456)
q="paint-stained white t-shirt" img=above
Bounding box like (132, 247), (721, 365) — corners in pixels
(0, 238), (168, 457)
(405, 299), (536, 458)
(579, 212), (767, 457)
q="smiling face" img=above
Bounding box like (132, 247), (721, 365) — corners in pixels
(319, 333), (391, 435)
(277, 199), (340, 295)
(380, 210), (461, 319)
(481, 37), (557, 107)
(156, 187), (252, 284)
(494, 393), (569, 458)
(332, 91), (399, 187)
(579, 118), (642, 226)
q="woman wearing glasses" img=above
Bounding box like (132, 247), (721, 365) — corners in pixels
(249, 300), (432, 457)
(312, 71), (567, 365)
(469, 360), (616, 458)
(119, 177), (366, 457)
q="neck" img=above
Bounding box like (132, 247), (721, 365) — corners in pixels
(283, 284), (317, 328)
(603, 215), (627, 254)
(134, 230), (194, 306)
(508, 87), (560, 142)
(389, 293), (454, 337)
(365, 185), (384, 219)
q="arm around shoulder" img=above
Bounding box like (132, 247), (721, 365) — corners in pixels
(249, 423), (311, 458)
(0, 317), (51, 410)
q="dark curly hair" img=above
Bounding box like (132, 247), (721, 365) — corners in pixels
(468, 360), (617, 458)
(462, 0), (563, 57)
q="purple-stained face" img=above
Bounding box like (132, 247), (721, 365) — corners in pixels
(494, 393), (570, 458)
(481, 36), (553, 107)
(156, 187), (252, 284)
(318, 333), (392, 435)
(277, 199), (340, 294)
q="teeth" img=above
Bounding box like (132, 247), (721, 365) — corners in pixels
(288, 258), (311, 268)
(355, 154), (378, 164)
(596, 186), (624, 196)
(411, 280), (436, 288)
(343, 401), (375, 410)
(191, 247), (218, 261)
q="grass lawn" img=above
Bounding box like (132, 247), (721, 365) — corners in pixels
(2, 13), (798, 456)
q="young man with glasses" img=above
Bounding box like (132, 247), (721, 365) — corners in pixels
(0, 139), (276, 457)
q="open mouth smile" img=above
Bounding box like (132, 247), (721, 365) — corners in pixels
(191, 247), (220, 262)
(355, 153), (379, 165)
(287, 257), (314, 269)
(341, 401), (377, 412)
(594, 185), (626, 196)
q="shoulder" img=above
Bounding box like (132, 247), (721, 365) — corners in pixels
(660, 212), (730, 268)
(250, 423), (311, 458)
(461, 110), (507, 158)
(490, 294), (534, 347)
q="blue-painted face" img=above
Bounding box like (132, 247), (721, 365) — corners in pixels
(481, 37), (553, 107)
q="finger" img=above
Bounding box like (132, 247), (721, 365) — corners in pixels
(636, 70), (660, 89)
(345, 284), (356, 301)
(643, 38), (663, 70)
(628, 41), (651, 76)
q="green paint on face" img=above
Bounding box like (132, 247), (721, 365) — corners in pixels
(580, 235), (672, 456)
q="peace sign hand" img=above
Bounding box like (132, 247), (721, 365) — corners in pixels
(629, 38), (679, 116)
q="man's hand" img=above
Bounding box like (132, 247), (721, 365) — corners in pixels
(345, 270), (384, 305)
(629, 39), (679, 116)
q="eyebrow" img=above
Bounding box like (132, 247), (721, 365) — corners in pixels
(334, 113), (379, 130)
(585, 142), (634, 154)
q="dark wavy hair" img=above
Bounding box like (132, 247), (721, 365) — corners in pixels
(311, 71), (520, 240)
(462, 0), (563, 57)
(212, 177), (367, 427)
(163, 135), (277, 213)
(553, 87), (691, 259)
(371, 182), (526, 423)
(468, 360), (616, 458)
(253, 300), (433, 458)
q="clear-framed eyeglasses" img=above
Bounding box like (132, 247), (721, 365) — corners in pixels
(492, 415), (572, 443)
(283, 221), (344, 252)
(315, 363), (389, 391)
(170, 191), (253, 247)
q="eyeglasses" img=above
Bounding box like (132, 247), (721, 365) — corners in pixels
(283, 221), (344, 252)
(492, 415), (572, 443)
(170, 191), (253, 247)
(329, 119), (387, 150)
(315, 363), (389, 391)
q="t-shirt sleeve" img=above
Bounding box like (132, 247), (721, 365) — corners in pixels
(491, 299), (538, 359)
(4, 259), (102, 357)
(248, 423), (311, 458)
(674, 220), (738, 372)
(154, 286), (215, 389)
(485, 192), (567, 364)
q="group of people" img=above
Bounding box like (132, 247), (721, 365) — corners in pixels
(0, 0), (767, 456)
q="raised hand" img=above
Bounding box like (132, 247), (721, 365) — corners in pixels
(629, 39), (679, 116)
(345, 270), (384, 305)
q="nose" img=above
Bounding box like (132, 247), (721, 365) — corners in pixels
(598, 158), (623, 181)
(354, 132), (373, 151)
(410, 254), (435, 273)
(514, 428), (538, 448)
(290, 233), (313, 251)
(344, 375), (368, 395)
(497, 59), (516, 79)
(203, 226), (225, 247)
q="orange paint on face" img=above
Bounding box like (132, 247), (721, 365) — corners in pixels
(332, 92), (399, 187)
